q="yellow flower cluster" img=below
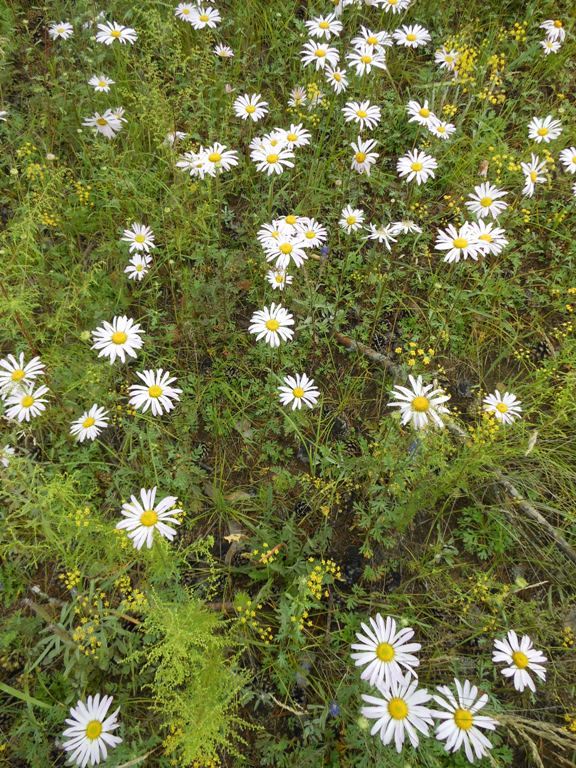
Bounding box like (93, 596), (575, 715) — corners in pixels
(59, 568), (81, 590)
(441, 193), (465, 219)
(115, 574), (148, 612)
(561, 626), (575, 648)
(466, 411), (500, 446)
(67, 506), (91, 528)
(504, 21), (528, 44)
(477, 53), (506, 104)
(73, 180), (94, 207)
(40, 211), (59, 228)
(395, 341), (435, 367)
(251, 542), (282, 565)
(306, 557), (342, 601)
(442, 103), (458, 118)
(235, 596), (273, 644)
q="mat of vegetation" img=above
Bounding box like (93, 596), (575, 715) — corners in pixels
(1, 1), (576, 766)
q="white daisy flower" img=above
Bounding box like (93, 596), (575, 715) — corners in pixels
(88, 75), (115, 93)
(521, 153), (547, 197)
(164, 130), (187, 146)
(325, 65), (349, 94)
(70, 405), (109, 443)
(248, 303), (295, 347)
(351, 614), (422, 688)
(189, 6), (221, 30)
(278, 373), (320, 410)
(257, 219), (292, 246)
(427, 117), (456, 140)
(295, 217), (327, 247)
(0, 353), (45, 396)
(528, 115), (562, 144)
(279, 123), (311, 149)
(393, 24), (431, 49)
(492, 630), (547, 693)
(540, 38), (561, 55)
(432, 679), (498, 764)
(300, 40), (340, 70)
(482, 389), (522, 424)
(62, 693), (122, 768)
(214, 44), (234, 58)
(305, 14), (343, 40)
(91, 316), (144, 364)
(95, 21), (138, 45)
(339, 205), (365, 233)
(202, 142), (239, 177)
(468, 221), (508, 256)
(1, 445), (15, 468)
(263, 231), (309, 269)
(465, 182), (509, 220)
(346, 45), (387, 76)
(125, 253), (152, 281)
(364, 223), (397, 251)
(116, 486), (182, 549)
(0, 110), (8, 122)
(342, 100), (381, 131)
(4, 384), (49, 423)
(381, 0), (412, 12)
(406, 99), (435, 127)
(434, 46), (459, 70)
(48, 22), (73, 40)
(559, 146), (576, 174)
(388, 374), (450, 430)
(128, 369), (182, 416)
(82, 110), (124, 140)
(175, 3), (196, 21)
(251, 144), (295, 176)
(233, 93), (269, 122)
(121, 222), (156, 253)
(540, 19), (565, 43)
(351, 136), (379, 175)
(176, 150), (208, 177)
(397, 149), (437, 185)
(267, 270), (293, 291)
(351, 26), (393, 50)
(362, 673), (434, 752)
(435, 223), (483, 263)
(390, 219), (422, 235)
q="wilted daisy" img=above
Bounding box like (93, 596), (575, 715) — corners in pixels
(233, 93), (268, 122)
(540, 19), (565, 43)
(190, 6), (221, 29)
(300, 40), (340, 70)
(364, 223), (397, 251)
(351, 614), (421, 688)
(492, 630), (547, 693)
(351, 136), (379, 175)
(48, 22), (73, 40)
(540, 38), (561, 55)
(116, 487), (182, 549)
(483, 390), (522, 424)
(267, 270), (293, 291)
(128, 369), (182, 416)
(469, 221), (508, 256)
(213, 44), (234, 58)
(342, 100), (381, 130)
(95, 21), (137, 45)
(176, 150), (208, 177)
(346, 45), (387, 76)
(288, 86), (307, 108)
(397, 149), (437, 185)
(528, 115), (562, 144)
(91, 316), (144, 364)
(82, 110), (124, 140)
(280, 123), (311, 149)
(434, 46), (459, 70)
(305, 14), (343, 40)
(251, 144), (295, 176)
(125, 254), (152, 281)
(121, 222), (156, 253)
(381, 0), (412, 12)
(351, 26), (393, 50)
(390, 219), (422, 235)
(393, 24), (431, 48)
(361, 674), (434, 752)
(559, 146), (576, 174)
(340, 205), (365, 233)
(175, 3), (196, 21)
(62, 693), (122, 768)
(388, 375), (450, 430)
(432, 679), (497, 764)
(164, 130), (187, 146)
(248, 303), (295, 347)
(70, 405), (109, 443)
(203, 142), (239, 176)
(435, 223), (483, 263)
(428, 117), (456, 140)
(295, 217), (327, 247)
(325, 65), (349, 93)
(406, 99), (435, 127)
(1, 445), (15, 468)
(0, 110), (8, 122)
(88, 75), (114, 93)
(521, 153), (547, 197)
(278, 373), (320, 410)
(0, 353), (45, 396)
(465, 182), (508, 220)
(4, 384), (49, 422)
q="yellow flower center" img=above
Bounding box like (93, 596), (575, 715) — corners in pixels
(305, 231), (315, 239)
(98, 80), (107, 88)
(82, 417), (96, 428)
(279, 243), (293, 254)
(376, 642), (395, 661)
(85, 720), (103, 740)
(454, 708), (473, 731)
(245, 105), (256, 113)
(11, 369), (25, 381)
(111, 30), (121, 38)
(199, 14), (209, 22)
(388, 0), (398, 4)
(411, 161), (423, 172)
(293, 387), (305, 398)
(287, 133), (297, 141)
(361, 55), (372, 64)
(419, 107), (430, 117)
(21, 395), (34, 408)
(446, 55), (454, 63)
(96, 117), (108, 126)
(274, 274), (284, 283)
(479, 233), (492, 242)
(111, 331), (128, 345)
(182, 8), (190, 13)
(57, 27), (65, 33)
(285, 215), (298, 225)
(140, 509), (158, 527)
(388, 698), (409, 720)
(148, 385), (163, 398)
(265, 319), (280, 331)
(437, 125), (446, 133)
(537, 127), (548, 136)
(412, 396), (430, 412)
(571, 156), (576, 164)
(496, 402), (508, 413)
(346, 215), (356, 225)
(367, 36), (378, 45)
(315, 49), (326, 57)
(319, 21), (329, 29)
(480, 196), (493, 207)
(406, 33), (417, 42)
(136, 264), (143, 271)
(135, 234), (146, 243)
(208, 152), (222, 163)
(453, 237), (468, 249)
(333, 73), (342, 81)
(554, 20), (563, 28)
(529, 171), (538, 181)
(266, 154), (279, 164)
(356, 109), (368, 118)
(355, 152), (367, 163)
(512, 650), (529, 669)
